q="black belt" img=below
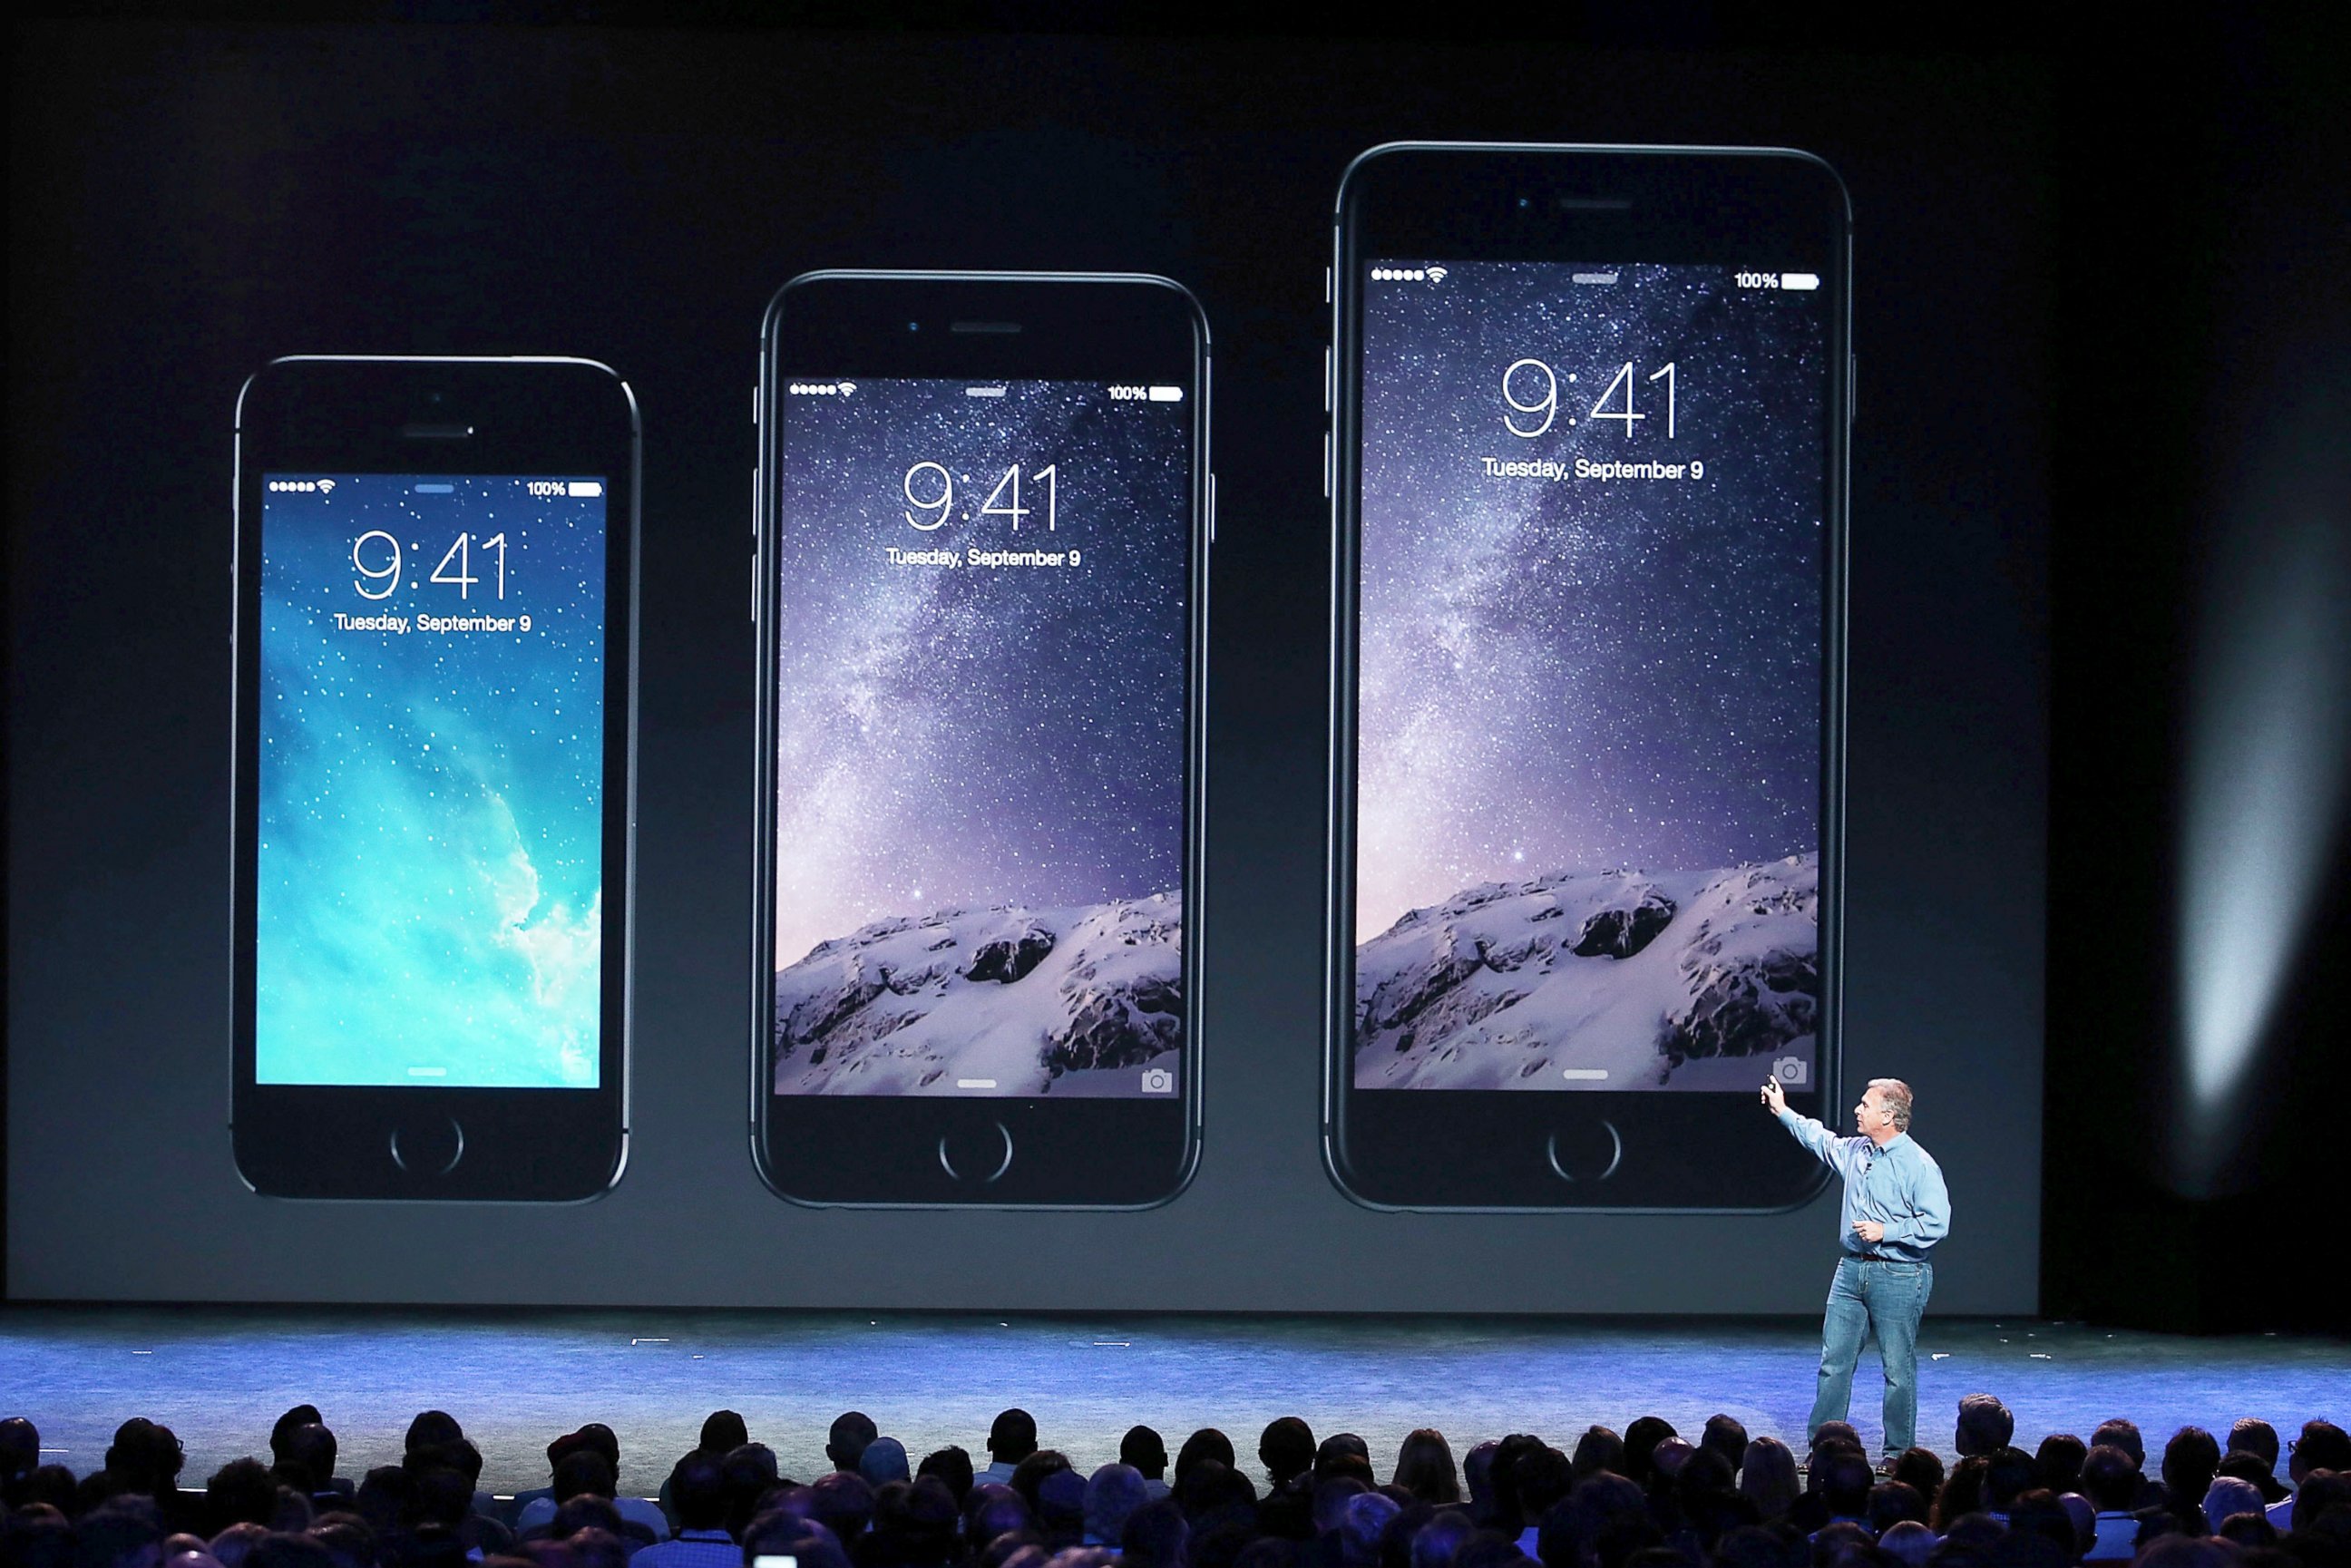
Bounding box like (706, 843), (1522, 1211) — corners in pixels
(1855, 1252), (1917, 1263)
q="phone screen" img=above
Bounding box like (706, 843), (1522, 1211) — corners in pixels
(254, 472), (609, 1088)
(1353, 259), (1826, 1095)
(770, 376), (1190, 1099)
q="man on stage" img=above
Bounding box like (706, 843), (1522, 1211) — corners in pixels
(1761, 1075), (1950, 1463)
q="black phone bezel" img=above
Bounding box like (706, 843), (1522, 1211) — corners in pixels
(753, 271), (1209, 1209)
(1324, 144), (1852, 1213)
(229, 355), (639, 1203)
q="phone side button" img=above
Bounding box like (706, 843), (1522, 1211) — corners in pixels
(937, 1123), (1014, 1184)
(389, 1115), (465, 1176)
(1545, 1122), (1622, 1183)
(1322, 433), (1332, 500)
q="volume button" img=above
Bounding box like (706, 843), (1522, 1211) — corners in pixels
(1322, 433), (1332, 500)
(751, 551), (759, 625)
(752, 466), (759, 538)
(1323, 347), (1332, 414)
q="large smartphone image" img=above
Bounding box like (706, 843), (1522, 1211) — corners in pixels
(1325, 145), (1850, 1210)
(754, 272), (1209, 1207)
(231, 356), (638, 1201)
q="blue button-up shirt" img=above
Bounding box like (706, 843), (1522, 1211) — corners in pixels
(1776, 1108), (1950, 1261)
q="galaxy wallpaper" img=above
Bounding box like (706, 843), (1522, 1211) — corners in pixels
(1353, 261), (1826, 1091)
(770, 379), (1190, 1096)
(255, 474), (609, 1088)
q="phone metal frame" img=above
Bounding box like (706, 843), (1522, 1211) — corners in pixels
(1322, 143), (1852, 1213)
(750, 271), (1210, 1211)
(229, 355), (640, 1203)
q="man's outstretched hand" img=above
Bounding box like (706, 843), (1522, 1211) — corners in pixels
(1761, 1077), (1788, 1115)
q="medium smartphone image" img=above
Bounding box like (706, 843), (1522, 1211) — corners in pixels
(753, 272), (1209, 1207)
(230, 356), (638, 1201)
(1325, 144), (1851, 1210)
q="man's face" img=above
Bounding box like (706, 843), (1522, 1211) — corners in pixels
(1854, 1090), (1897, 1138)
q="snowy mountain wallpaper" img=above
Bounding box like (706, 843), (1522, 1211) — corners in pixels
(771, 378), (1190, 1096)
(1354, 261), (1826, 1090)
(255, 474), (609, 1088)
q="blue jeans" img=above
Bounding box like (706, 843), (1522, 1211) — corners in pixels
(1809, 1255), (1933, 1455)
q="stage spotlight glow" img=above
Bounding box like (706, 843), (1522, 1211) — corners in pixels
(2175, 386), (2350, 1195)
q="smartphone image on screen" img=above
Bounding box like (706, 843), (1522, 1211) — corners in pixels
(753, 271), (1210, 1207)
(1324, 144), (1851, 1211)
(230, 355), (638, 1201)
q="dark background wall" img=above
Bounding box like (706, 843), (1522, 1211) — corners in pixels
(8, 15), (2058, 1310)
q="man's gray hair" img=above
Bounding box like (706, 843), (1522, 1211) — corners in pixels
(1868, 1078), (1915, 1130)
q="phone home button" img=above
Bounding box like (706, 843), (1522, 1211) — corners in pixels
(1546, 1122), (1623, 1183)
(389, 1116), (465, 1176)
(938, 1123), (1014, 1185)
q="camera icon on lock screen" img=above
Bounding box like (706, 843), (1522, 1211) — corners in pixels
(1771, 1056), (1809, 1087)
(1139, 1067), (1176, 1094)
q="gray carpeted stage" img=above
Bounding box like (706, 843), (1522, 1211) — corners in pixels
(4, 1309), (2343, 1495)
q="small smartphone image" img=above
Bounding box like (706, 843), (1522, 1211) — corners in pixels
(230, 356), (638, 1201)
(1325, 144), (1851, 1210)
(753, 272), (1209, 1207)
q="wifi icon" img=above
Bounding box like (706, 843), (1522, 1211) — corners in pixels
(317, 478), (337, 493)
(837, 382), (857, 396)
(1425, 266), (1449, 283)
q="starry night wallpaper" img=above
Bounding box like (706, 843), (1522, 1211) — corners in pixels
(254, 475), (609, 1089)
(770, 379), (1191, 1097)
(1353, 261), (1826, 1092)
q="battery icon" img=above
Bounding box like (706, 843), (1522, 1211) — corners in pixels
(1147, 385), (1185, 403)
(1782, 272), (1820, 291)
(568, 481), (603, 497)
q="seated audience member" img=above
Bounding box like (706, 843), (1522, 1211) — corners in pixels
(862, 1440), (912, 1489)
(982, 1415), (1040, 1488)
(1084, 1465), (1149, 1549)
(920, 1448), (976, 1508)
(1511, 1450), (1571, 1556)
(1980, 1449), (2038, 1522)
(1696, 1419), (1749, 1483)
(1394, 1433), (1461, 1508)
(2087, 1422), (2160, 1510)
(1317, 1438), (1373, 1485)
(1877, 1521), (1934, 1568)
(2212, 1452), (2288, 1513)
(275, 1427), (346, 1514)
(2080, 1446), (2142, 1561)
(723, 1448), (782, 1540)
(1339, 1495), (1401, 1568)
(2158, 1429), (2221, 1536)
(1179, 1435), (1241, 1491)
(213, 1522), (273, 1568)
(1038, 1468), (1090, 1549)
(2006, 1490), (2079, 1561)
(1407, 1509), (1475, 1568)
(2, 1417), (44, 1507)
(406, 1414), (465, 1456)
(2031, 1437), (2085, 1498)
(210, 1460), (283, 1534)
(2132, 1536), (2232, 1568)
(2200, 1477), (2264, 1535)
(1930, 1456), (1991, 1534)
(2270, 1422), (2351, 1532)
(828, 1417), (881, 1479)
(1121, 1497), (1190, 1568)
(2228, 1421), (2280, 1478)
(1955, 1398), (2014, 1461)
(2288, 1470), (2351, 1535)
(2214, 1512), (2276, 1550)
(1125, 1429), (1175, 1505)
(1866, 1483), (1926, 1536)
(1570, 1433), (1625, 1490)
(633, 1456), (733, 1568)
(1888, 1453), (1943, 1508)
(1620, 1424), (1677, 1491)
(965, 1484), (1032, 1550)
(1010, 1455), (1075, 1517)
(806, 1472), (876, 1547)
(742, 1511), (852, 1568)
(517, 1454), (621, 1541)
(1255, 1422), (1314, 1539)
(1735, 1440), (1798, 1524)
(1812, 1452), (1873, 1530)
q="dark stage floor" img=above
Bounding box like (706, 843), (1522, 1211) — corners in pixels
(4, 1309), (2343, 1495)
